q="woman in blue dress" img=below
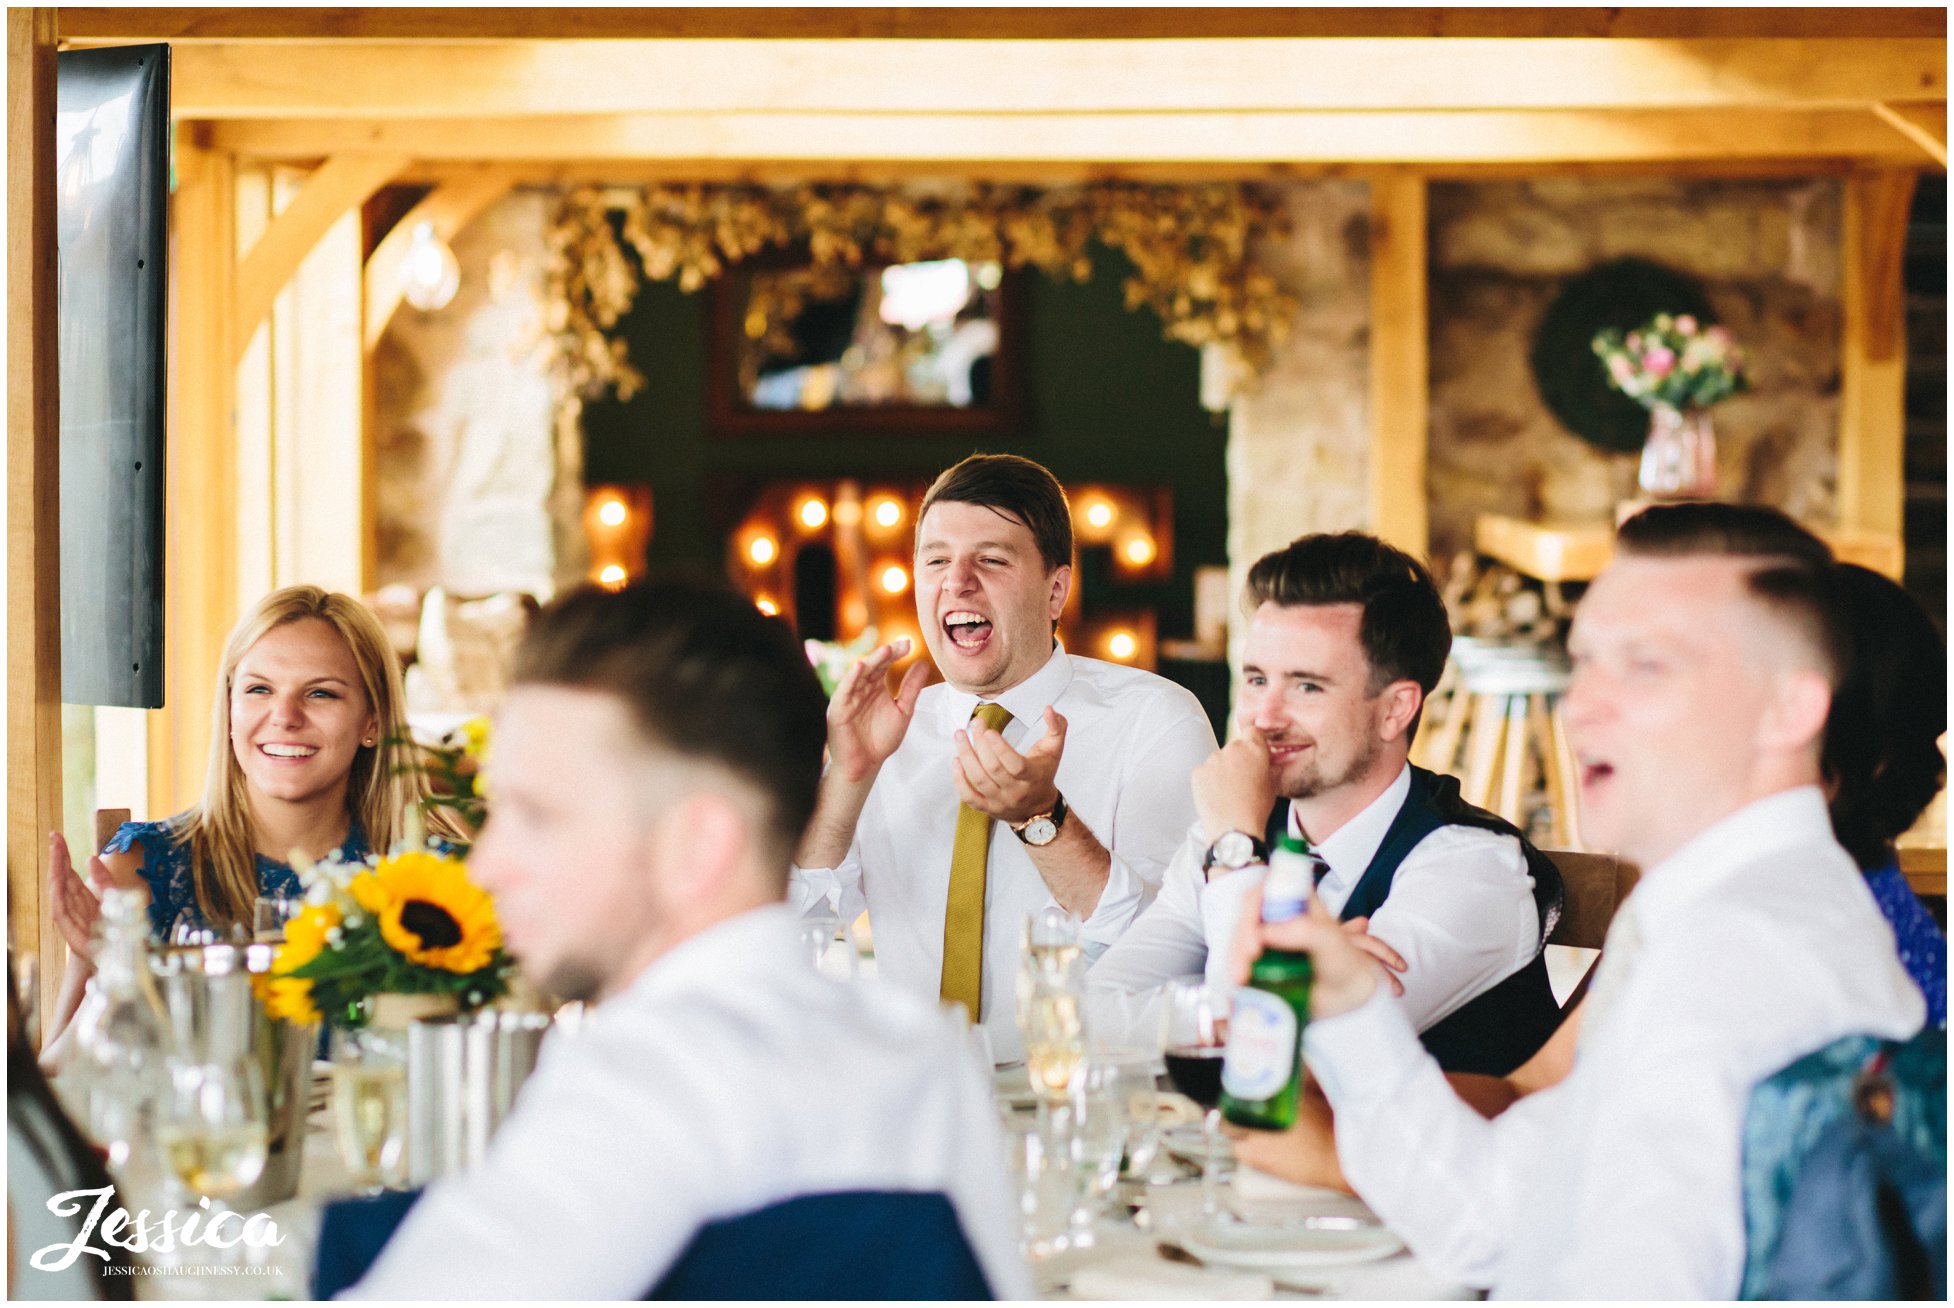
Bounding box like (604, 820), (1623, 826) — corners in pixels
(1824, 564), (1946, 1025)
(42, 585), (443, 1047)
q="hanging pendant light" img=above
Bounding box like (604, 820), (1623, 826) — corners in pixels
(399, 220), (461, 311)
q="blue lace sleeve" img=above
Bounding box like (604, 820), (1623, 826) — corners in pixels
(1865, 859), (1946, 1028)
(102, 818), (201, 941)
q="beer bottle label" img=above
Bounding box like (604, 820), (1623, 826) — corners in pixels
(1221, 988), (1297, 1100)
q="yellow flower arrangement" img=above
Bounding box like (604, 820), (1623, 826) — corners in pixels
(267, 844), (513, 1028)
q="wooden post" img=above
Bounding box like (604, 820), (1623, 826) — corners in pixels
(1838, 168), (1916, 574)
(8, 7), (63, 1037)
(153, 138), (240, 817)
(1369, 173), (1430, 560)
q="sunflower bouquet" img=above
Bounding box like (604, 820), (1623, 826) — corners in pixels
(262, 840), (514, 1028)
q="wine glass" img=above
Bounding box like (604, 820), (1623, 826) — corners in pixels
(156, 1055), (269, 1266)
(330, 1027), (408, 1194)
(1159, 974), (1230, 1217)
(252, 896), (301, 942)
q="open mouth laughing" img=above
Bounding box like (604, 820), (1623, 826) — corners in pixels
(258, 742), (320, 762)
(941, 610), (994, 653)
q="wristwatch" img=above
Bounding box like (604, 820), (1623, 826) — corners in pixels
(1202, 829), (1269, 875)
(1012, 793), (1069, 847)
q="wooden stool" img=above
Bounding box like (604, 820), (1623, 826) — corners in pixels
(1412, 638), (1581, 848)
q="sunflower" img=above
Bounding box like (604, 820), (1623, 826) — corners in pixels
(262, 975), (321, 1025)
(365, 849), (502, 974)
(273, 902), (342, 975)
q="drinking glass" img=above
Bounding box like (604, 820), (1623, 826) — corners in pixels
(1018, 909), (1086, 1100)
(1087, 1042), (1162, 1180)
(156, 1055), (269, 1267)
(253, 896), (301, 942)
(1160, 974), (1229, 1216)
(1072, 1069), (1129, 1212)
(1002, 1109), (1089, 1260)
(797, 913), (859, 981)
(330, 1027), (408, 1194)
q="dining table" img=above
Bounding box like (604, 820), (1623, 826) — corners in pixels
(129, 1056), (1475, 1302)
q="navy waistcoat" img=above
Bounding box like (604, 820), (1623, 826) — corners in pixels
(1265, 766), (1565, 1077)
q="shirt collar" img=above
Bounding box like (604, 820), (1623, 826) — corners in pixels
(935, 641), (1073, 736)
(1626, 785), (1836, 932)
(1292, 763), (1413, 885)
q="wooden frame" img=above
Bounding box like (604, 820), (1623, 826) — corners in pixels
(705, 255), (1027, 437)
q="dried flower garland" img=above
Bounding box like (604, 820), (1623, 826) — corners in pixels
(543, 181), (1297, 405)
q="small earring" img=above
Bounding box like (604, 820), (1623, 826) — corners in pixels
(362, 738), (375, 748)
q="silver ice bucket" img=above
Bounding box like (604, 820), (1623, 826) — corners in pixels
(149, 943), (317, 1209)
(405, 1009), (552, 1183)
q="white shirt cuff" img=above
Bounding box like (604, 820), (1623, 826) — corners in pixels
(1302, 983), (1427, 1106)
(1078, 853), (1148, 950)
(1196, 864), (1266, 986)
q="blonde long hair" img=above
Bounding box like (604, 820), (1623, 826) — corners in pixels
(176, 586), (440, 929)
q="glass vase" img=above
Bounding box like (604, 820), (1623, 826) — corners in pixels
(1638, 405), (1718, 500)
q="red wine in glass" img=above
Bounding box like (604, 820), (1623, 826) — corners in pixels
(1164, 1044), (1226, 1109)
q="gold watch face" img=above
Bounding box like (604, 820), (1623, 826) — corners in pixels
(1021, 815), (1059, 846)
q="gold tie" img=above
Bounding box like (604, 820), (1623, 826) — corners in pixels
(942, 702), (1013, 1021)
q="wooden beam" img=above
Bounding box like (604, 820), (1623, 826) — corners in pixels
(1369, 174), (1429, 560)
(1837, 169), (1917, 550)
(363, 165), (519, 350)
(56, 8), (1949, 42)
(234, 151), (406, 361)
(165, 38), (1947, 118)
(371, 156), (1875, 189)
(8, 6), (63, 1040)
(156, 141), (239, 817)
(206, 107), (1926, 166)
(1874, 100), (1949, 166)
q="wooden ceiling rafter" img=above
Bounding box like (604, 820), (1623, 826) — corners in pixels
(54, 7), (1949, 44)
(161, 37), (1946, 118)
(200, 106), (1931, 168)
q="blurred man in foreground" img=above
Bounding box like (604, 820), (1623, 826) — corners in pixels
(1236, 504), (1922, 1297)
(345, 582), (1030, 1299)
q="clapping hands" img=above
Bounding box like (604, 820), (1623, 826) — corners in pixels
(824, 640), (931, 783)
(48, 831), (117, 965)
(953, 706), (1067, 826)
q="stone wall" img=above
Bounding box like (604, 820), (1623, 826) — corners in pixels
(372, 189), (575, 598)
(1226, 181), (1373, 622)
(1426, 177), (1843, 563)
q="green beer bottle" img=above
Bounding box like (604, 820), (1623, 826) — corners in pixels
(1220, 831), (1317, 1131)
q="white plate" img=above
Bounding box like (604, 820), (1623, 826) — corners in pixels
(1181, 1215), (1403, 1270)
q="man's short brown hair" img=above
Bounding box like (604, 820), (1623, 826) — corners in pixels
(1243, 532), (1453, 699)
(513, 580), (828, 871)
(916, 453), (1074, 574)
(1614, 502), (1850, 690)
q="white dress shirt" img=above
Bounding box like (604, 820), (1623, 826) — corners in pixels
(1087, 764), (1541, 1045)
(1306, 787), (1925, 1299)
(345, 904), (1034, 1300)
(791, 645), (1216, 1063)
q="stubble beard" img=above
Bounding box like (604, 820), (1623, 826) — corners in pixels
(1283, 733), (1383, 803)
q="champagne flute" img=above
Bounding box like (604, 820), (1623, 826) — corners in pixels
(156, 1055), (269, 1267)
(1160, 974), (1229, 1218)
(1018, 909), (1086, 1100)
(330, 1027), (408, 1195)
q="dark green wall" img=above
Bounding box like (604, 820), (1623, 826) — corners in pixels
(579, 246), (1226, 640)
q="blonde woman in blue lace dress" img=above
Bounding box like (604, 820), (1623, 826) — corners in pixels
(41, 586), (443, 1054)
